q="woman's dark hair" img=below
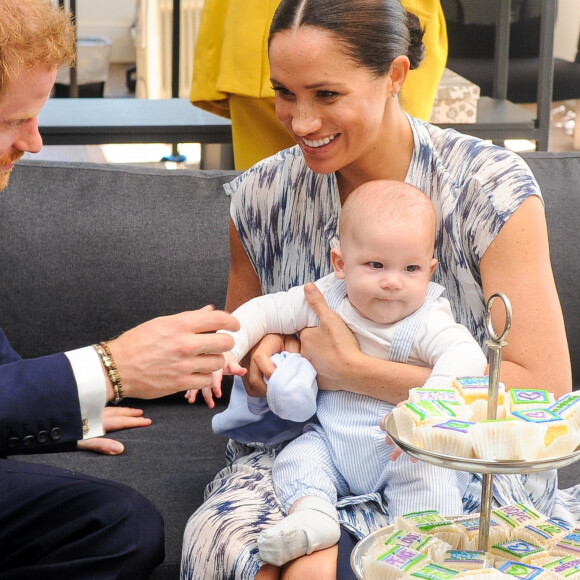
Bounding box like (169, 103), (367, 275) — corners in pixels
(269, 0), (425, 76)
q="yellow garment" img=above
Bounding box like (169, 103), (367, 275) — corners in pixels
(400, 0), (448, 121)
(191, 0), (447, 169)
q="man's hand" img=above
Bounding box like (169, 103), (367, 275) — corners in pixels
(107, 306), (239, 401)
(300, 282), (360, 390)
(77, 406), (152, 455)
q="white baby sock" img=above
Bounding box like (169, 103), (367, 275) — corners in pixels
(257, 496), (340, 566)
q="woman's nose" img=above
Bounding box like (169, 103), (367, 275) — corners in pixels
(291, 103), (322, 136)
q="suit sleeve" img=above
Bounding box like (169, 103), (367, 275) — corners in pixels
(0, 328), (82, 457)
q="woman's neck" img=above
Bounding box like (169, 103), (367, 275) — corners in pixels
(336, 111), (414, 205)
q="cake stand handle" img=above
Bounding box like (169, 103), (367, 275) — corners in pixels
(485, 292), (511, 421)
(478, 293), (512, 552)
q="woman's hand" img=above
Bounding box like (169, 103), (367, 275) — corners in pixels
(300, 282), (361, 390)
(243, 333), (300, 397)
(77, 406), (152, 455)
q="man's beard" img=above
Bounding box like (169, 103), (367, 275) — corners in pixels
(0, 150), (24, 191)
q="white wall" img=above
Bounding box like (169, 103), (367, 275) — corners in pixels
(554, 0), (580, 61)
(58, 0), (137, 63)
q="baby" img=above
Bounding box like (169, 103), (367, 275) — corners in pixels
(189, 180), (487, 565)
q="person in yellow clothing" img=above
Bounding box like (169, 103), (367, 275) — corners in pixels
(191, 0), (447, 170)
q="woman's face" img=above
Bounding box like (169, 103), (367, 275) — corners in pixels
(269, 27), (392, 175)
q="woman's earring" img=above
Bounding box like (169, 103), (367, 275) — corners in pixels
(392, 91), (398, 98)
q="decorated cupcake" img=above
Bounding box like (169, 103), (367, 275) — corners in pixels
(418, 419), (475, 458)
(471, 419), (546, 461)
(507, 389), (555, 417)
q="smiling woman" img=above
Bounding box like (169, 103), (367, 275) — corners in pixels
(181, 1), (574, 579)
(190, 0), (447, 170)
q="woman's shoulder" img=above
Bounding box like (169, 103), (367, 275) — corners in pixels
(224, 146), (311, 197)
(420, 118), (535, 185)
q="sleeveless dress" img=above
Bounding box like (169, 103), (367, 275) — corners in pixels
(180, 115), (580, 579)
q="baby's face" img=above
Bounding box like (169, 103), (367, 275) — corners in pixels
(336, 219), (436, 324)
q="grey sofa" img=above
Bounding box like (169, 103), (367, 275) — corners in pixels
(1, 153), (579, 579)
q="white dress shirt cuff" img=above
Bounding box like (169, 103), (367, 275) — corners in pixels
(64, 346), (106, 439)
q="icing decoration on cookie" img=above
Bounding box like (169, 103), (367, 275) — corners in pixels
(433, 419), (475, 433)
(409, 562), (459, 578)
(515, 519), (571, 544)
(443, 549), (487, 568)
(492, 503), (542, 528)
(384, 530), (436, 553)
(401, 511), (446, 525)
(553, 531), (580, 556)
(497, 561), (545, 579)
(491, 539), (547, 562)
(452, 376), (506, 404)
(541, 555), (580, 577)
(410, 387), (464, 405)
(511, 409), (563, 423)
(550, 393), (580, 417)
(404, 400), (458, 424)
(510, 389), (553, 406)
(376, 545), (427, 570)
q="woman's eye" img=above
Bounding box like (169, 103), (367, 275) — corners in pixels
(405, 265), (420, 272)
(318, 90), (338, 100)
(272, 86), (293, 99)
(369, 262), (383, 269)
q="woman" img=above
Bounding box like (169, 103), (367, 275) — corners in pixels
(181, 0), (576, 578)
(190, 0), (447, 169)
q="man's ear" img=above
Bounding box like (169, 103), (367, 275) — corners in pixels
(429, 257), (438, 279)
(330, 247), (346, 279)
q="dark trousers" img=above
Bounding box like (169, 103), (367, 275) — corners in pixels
(0, 459), (164, 579)
(337, 529), (357, 580)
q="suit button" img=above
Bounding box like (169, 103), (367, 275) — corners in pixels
(50, 427), (62, 441)
(8, 436), (20, 449)
(37, 430), (49, 443)
(23, 434), (35, 447)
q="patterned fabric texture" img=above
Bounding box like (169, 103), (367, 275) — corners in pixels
(181, 116), (580, 579)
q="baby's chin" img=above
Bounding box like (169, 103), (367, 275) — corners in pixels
(355, 303), (412, 325)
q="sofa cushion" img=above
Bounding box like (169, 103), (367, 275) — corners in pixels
(0, 160), (238, 358)
(521, 151), (580, 389)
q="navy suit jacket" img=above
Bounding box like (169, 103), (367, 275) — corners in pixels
(0, 326), (82, 456)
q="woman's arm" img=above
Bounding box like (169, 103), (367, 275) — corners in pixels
(226, 219), (300, 396)
(226, 219), (263, 312)
(479, 195), (571, 397)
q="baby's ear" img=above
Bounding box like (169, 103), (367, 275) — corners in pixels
(330, 247), (346, 279)
(429, 257), (438, 278)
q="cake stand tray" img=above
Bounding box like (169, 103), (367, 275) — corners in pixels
(350, 516), (472, 580)
(385, 412), (580, 474)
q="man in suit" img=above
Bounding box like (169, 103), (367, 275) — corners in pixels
(0, 1), (239, 577)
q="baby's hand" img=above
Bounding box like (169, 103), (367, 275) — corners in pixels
(185, 368), (224, 408)
(184, 352), (247, 408)
(223, 351), (247, 377)
(380, 401), (417, 463)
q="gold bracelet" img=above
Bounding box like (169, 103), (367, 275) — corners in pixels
(94, 342), (125, 404)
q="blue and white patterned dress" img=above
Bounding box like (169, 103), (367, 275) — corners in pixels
(181, 116), (580, 579)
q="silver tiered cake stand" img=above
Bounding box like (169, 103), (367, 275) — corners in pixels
(351, 293), (580, 579)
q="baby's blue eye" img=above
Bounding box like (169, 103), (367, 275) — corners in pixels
(369, 262), (383, 269)
(405, 265), (420, 272)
